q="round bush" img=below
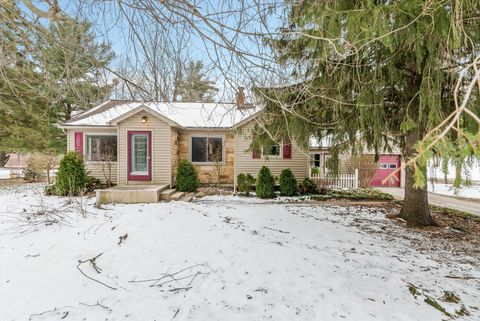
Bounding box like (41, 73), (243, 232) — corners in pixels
(298, 177), (318, 195)
(237, 173), (255, 196)
(279, 169), (298, 196)
(176, 160), (199, 192)
(55, 152), (87, 196)
(256, 166), (275, 198)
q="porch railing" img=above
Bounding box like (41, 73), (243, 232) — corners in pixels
(310, 168), (359, 189)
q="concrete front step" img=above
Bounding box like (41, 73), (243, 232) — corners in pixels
(159, 189), (177, 200)
(96, 184), (169, 206)
(170, 191), (185, 201)
(180, 193), (195, 202)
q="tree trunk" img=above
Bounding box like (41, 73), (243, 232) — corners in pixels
(0, 152), (10, 167)
(453, 161), (462, 189)
(398, 131), (435, 227)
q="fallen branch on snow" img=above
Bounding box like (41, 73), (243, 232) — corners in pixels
(76, 253), (117, 290)
(129, 263), (212, 291)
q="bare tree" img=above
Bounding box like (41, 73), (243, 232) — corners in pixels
(209, 142), (224, 185)
(100, 145), (115, 188)
(346, 155), (377, 188)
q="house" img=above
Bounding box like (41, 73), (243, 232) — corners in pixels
(58, 89), (310, 198)
(309, 137), (405, 188)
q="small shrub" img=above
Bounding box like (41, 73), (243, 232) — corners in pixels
(176, 160), (199, 192)
(311, 166), (320, 176)
(279, 169), (297, 196)
(256, 166), (275, 198)
(23, 167), (45, 183)
(237, 173), (255, 196)
(85, 176), (102, 192)
(298, 178), (318, 195)
(44, 184), (56, 196)
(55, 152), (87, 196)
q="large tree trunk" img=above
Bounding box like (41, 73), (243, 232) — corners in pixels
(0, 152), (10, 167)
(398, 131), (435, 227)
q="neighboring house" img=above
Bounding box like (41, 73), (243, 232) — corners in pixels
(4, 153), (27, 168)
(309, 137), (406, 188)
(58, 90), (310, 188)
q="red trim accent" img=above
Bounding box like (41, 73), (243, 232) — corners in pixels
(252, 148), (260, 159)
(283, 143), (292, 159)
(74, 132), (83, 155)
(127, 131), (152, 181)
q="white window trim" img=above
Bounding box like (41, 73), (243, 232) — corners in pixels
(379, 163), (388, 169)
(85, 133), (118, 164)
(261, 143), (282, 159)
(190, 135), (226, 165)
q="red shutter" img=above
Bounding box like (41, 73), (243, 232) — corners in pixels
(252, 148), (260, 159)
(283, 143), (292, 159)
(74, 132), (83, 155)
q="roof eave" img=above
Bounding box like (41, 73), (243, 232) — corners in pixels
(57, 124), (116, 129)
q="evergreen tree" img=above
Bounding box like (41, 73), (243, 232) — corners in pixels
(0, 1), (63, 152)
(35, 18), (114, 121)
(256, 1), (480, 226)
(178, 60), (217, 102)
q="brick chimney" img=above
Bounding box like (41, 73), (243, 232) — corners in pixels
(236, 87), (245, 109)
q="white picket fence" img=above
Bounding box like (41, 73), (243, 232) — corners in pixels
(310, 168), (359, 189)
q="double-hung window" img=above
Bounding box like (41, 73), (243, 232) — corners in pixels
(262, 144), (280, 157)
(86, 135), (117, 161)
(191, 137), (223, 163)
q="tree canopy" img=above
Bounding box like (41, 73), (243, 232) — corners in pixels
(178, 60), (218, 102)
(253, 0), (480, 226)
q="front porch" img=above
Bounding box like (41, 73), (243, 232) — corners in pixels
(95, 184), (168, 206)
(95, 184), (196, 206)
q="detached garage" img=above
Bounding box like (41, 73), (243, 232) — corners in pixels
(370, 155), (401, 187)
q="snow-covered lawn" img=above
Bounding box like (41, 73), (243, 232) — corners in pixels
(1, 185), (479, 321)
(428, 183), (480, 199)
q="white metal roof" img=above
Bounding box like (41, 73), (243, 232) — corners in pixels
(62, 101), (259, 128)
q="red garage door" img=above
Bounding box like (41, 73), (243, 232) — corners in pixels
(370, 155), (401, 187)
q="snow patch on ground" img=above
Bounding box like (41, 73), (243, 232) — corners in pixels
(0, 168), (10, 180)
(428, 183), (480, 199)
(0, 185), (479, 321)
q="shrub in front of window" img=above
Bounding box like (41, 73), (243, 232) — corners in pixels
(310, 166), (320, 176)
(55, 152), (88, 196)
(176, 160), (200, 192)
(256, 166), (275, 198)
(298, 178), (318, 195)
(237, 173), (255, 196)
(279, 169), (298, 196)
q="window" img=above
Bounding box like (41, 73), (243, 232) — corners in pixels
(389, 163), (398, 169)
(86, 135), (117, 161)
(191, 137), (223, 163)
(379, 163), (388, 169)
(262, 144), (280, 157)
(313, 154), (321, 167)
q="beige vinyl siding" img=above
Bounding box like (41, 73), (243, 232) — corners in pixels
(234, 122), (309, 184)
(171, 128), (179, 185)
(66, 128), (118, 184)
(117, 110), (171, 185)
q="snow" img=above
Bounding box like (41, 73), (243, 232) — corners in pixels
(429, 162), (480, 182)
(63, 101), (259, 128)
(0, 168), (10, 180)
(1, 184), (479, 321)
(428, 183), (480, 199)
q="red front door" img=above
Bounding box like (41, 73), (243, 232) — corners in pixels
(127, 131), (152, 181)
(370, 155), (401, 187)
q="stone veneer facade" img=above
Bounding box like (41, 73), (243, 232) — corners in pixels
(175, 130), (235, 185)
